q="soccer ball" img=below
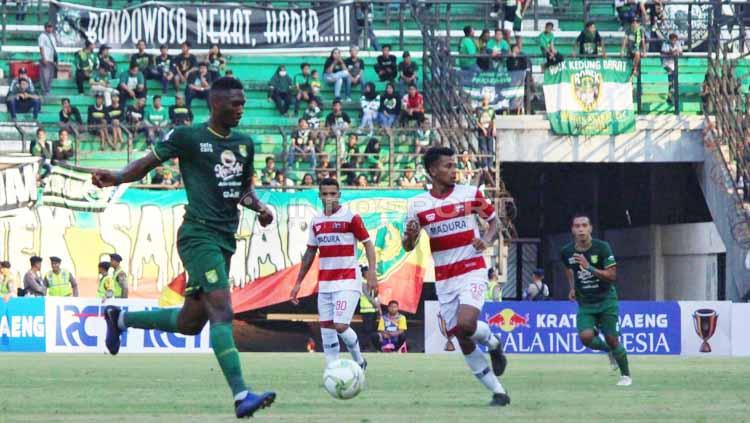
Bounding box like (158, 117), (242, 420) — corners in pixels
(322, 359), (365, 400)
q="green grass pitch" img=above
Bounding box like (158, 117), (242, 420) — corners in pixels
(0, 353), (748, 422)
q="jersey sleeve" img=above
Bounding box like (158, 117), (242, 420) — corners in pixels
(560, 249), (571, 269)
(151, 127), (183, 163)
(351, 214), (370, 243)
(306, 221), (318, 248)
(602, 242), (617, 268)
(472, 188), (496, 221)
(398, 315), (407, 331)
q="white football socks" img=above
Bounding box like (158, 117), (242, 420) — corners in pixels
(320, 328), (340, 365)
(464, 347), (506, 394)
(338, 327), (364, 365)
(470, 320), (500, 350)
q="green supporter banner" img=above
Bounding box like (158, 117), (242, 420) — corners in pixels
(543, 58), (635, 135)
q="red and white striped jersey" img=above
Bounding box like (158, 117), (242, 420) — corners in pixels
(406, 184), (496, 295)
(307, 206), (370, 293)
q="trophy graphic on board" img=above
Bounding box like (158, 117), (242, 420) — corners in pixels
(692, 309), (718, 353)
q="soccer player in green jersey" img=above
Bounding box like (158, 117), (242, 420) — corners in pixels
(560, 213), (632, 386)
(92, 77), (277, 418)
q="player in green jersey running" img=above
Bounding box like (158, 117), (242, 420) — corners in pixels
(560, 213), (632, 387)
(92, 77), (277, 418)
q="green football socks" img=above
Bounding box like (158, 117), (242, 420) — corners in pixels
(586, 336), (610, 352)
(210, 322), (248, 396)
(612, 344), (630, 376)
(124, 308), (180, 332)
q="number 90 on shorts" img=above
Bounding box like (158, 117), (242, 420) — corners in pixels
(318, 290), (361, 324)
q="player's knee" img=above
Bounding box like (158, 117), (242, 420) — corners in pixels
(334, 323), (349, 333)
(457, 319), (477, 338)
(579, 331), (595, 345)
(180, 321), (205, 335)
(320, 320), (334, 329)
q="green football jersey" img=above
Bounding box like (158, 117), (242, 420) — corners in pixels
(560, 238), (617, 304)
(152, 123), (254, 234)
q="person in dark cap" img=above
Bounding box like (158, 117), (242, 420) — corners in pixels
(44, 256), (78, 297)
(23, 256), (46, 296)
(485, 267), (503, 302)
(524, 268), (550, 301)
(108, 253), (129, 298)
(75, 40), (97, 94)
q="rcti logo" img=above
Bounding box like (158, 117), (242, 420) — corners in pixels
(485, 308), (531, 332)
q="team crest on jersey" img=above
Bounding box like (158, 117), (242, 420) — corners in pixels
(214, 150), (243, 181)
(426, 213), (436, 222)
(238, 145), (247, 157)
(333, 222), (342, 229)
(315, 224), (323, 232)
(205, 269), (219, 284)
(591, 255), (599, 264)
(456, 204), (465, 213)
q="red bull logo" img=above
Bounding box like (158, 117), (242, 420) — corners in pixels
(486, 308), (531, 332)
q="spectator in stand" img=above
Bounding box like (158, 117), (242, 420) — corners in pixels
(488, 29), (511, 69)
(38, 22), (58, 96)
(356, 174), (369, 187)
(206, 44), (226, 83)
(288, 118), (317, 168)
(476, 94), (496, 169)
(131, 40), (157, 82)
(6, 72), (40, 122)
(23, 256), (46, 297)
(0, 261), (16, 299)
(661, 33), (683, 105)
(507, 44), (530, 114)
(477, 29), (492, 71)
(127, 97), (147, 137)
(59, 98), (83, 139)
(359, 82), (380, 137)
(353, 1), (380, 50)
(524, 269), (550, 301)
(98, 44), (117, 78)
(271, 170), (295, 189)
(398, 52), (418, 96)
(400, 84), (425, 127)
(294, 62), (316, 115)
(458, 26), (479, 72)
(616, 0), (646, 28)
(89, 67), (112, 106)
(317, 153), (334, 181)
(118, 64), (147, 105)
(378, 82), (400, 130)
(377, 300), (407, 352)
(575, 21), (605, 58)
(345, 46), (366, 95)
(105, 95), (125, 150)
(539, 22), (564, 68)
(169, 94), (193, 127)
(88, 94), (110, 149)
(173, 41), (197, 92)
(268, 65), (294, 116)
(145, 95), (169, 145)
(154, 45), (175, 93)
(44, 256), (78, 297)
(364, 137), (383, 184)
(342, 133), (360, 185)
(185, 62), (210, 108)
(398, 166), (421, 188)
(457, 150), (476, 184)
(310, 69), (322, 100)
(75, 40), (97, 94)
(374, 44), (398, 82)
(303, 98), (326, 148)
(53, 129), (75, 162)
(31, 127), (53, 161)
(9, 67), (34, 92)
(622, 18), (648, 78)
(301, 173), (315, 187)
(325, 99), (351, 139)
(324, 48), (352, 100)
(261, 156), (277, 186)
(647, 0), (667, 52)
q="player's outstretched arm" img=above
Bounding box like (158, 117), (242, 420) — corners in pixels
(91, 152), (162, 187)
(472, 215), (500, 252)
(362, 240), (378, 293)
(290, 245), (317, 305)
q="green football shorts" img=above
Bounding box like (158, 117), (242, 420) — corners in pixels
(177, 222), (236, 297)
(576, 298), (620, 337)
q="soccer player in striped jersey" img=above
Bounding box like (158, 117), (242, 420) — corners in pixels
(290, 178), (378, 370)
(402, 147), (510, 406)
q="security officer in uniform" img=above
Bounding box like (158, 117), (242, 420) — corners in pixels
(108, 253), (129, 298)
(485, 267), (503, 302)
(44, 256), (79, 297)
(0, 261), (16, 298)
(96, 261), (119, 299)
